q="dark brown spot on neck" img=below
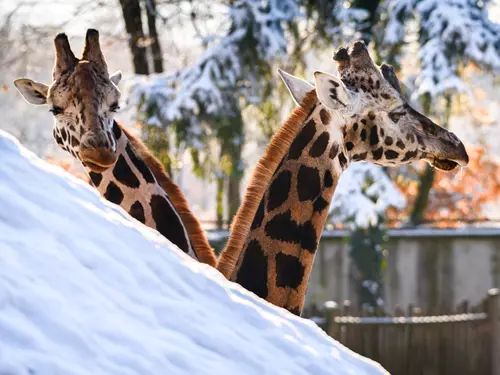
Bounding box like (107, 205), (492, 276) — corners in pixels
(234, 240), (269, 299)
(289, 120), (316, 160)
(313, 196), (329, 213)
(89, 171), (102, 187)
(267, 170), (292, 211)
(319, 109), (331, 124)
(113, 155), (140, 189)
(129, 201), (145, 224)
(150, 194), (191, 254)
(297, 166), (321, 201)
(329, 143), (339, 159)
(264, 211), (317, 252)
(104, 181), (123, 204)
(338, 152), (347, 168)
(275, 253), (305, 289)
(309, 132), (330, 158)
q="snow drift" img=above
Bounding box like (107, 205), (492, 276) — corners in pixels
(0, 130), (388, 375)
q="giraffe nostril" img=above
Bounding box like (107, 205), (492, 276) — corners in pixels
(449, 132), (460, 143)
(82, 131), (111, 150)
(97, 138), (109, 148)
(86, 137), (99, 149)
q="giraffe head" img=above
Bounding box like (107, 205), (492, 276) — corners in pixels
(280, 40), (469, 171)
(14, 29), (122, 173)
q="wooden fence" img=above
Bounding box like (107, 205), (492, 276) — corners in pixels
(309, 289), (500, 375)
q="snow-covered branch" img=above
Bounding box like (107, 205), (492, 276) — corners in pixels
(129, 0), (300, 135)
(384, 0), (500, 98)
(330, 163), (406, 228)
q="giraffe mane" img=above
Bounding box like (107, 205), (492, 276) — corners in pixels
(118, 123), (217, 268)
(217, 89), (319, 278)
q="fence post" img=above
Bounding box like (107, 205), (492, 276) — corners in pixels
(340, 300), (351, 344)
(489, 288), (500, 375)
(405, 304), (414, 374)
(323, 301), (340, 339)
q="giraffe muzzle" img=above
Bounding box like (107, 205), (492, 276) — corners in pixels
(80, 147), (117, 172)
(424, 137), (469, 171)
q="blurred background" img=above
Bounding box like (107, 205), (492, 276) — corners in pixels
(1, 0), (500, 373)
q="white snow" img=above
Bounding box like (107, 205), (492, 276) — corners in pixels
(128, 0), (300, 136)
(384, 0), (500, 98)
(0, 129), (388, 375)
(330, 162), (406, 228)
(323, 3), (370, 43)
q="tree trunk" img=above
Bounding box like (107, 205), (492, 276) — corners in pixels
(408, 165), (435, 226)
(224, 125), (243, 225)
(145, 0), (164, 73)
(119, 0), (149, 75)
(216, 175), (224, 229)
(227, 172), (242, 224)
(218, 110), (244, 226)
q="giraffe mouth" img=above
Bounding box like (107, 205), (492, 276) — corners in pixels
(430, 159), (459, 171)
(83, 160), (112, 173)
(422, 144), (469, 171)
(80, 147), (117, 173)
(426, 157), (467, 172)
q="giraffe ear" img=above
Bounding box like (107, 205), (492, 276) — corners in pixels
(278, 69), (314, 106)
(109, 70), (122, 85)
(314, 71), (351, 110)
(13, 78), (49, 105)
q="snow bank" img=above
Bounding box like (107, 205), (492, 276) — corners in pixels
(0, 130), (388, 375)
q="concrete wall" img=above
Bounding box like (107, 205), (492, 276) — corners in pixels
(305, 228), (500, 311)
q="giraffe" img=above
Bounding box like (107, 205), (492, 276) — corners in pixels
(14, 29), (216, 267)
(218, 41), (469, 315)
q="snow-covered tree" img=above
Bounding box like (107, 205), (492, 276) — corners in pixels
(131, 0), (300, 131)
(330, 163), (406, 228)
(129, 0), (301, 225)
(330, 162), (405, 309)
(383, 0), (500, 98)
(302, 1), (370, 46)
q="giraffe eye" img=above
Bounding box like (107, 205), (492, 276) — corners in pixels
(49, 106), (63, 116)
(389, 111), (405, 123)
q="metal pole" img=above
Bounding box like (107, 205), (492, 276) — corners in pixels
(488, 288), (500, 375)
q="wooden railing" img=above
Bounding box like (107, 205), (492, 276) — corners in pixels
(307, 289), (500, 375)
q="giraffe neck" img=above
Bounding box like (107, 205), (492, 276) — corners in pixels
(224, 96), (348, 315)
(85, 121), (198, 261)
